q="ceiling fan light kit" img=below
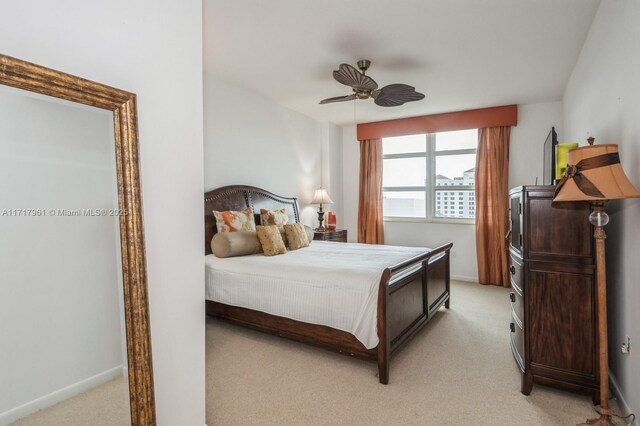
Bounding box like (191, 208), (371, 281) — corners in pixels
(320, 60), (425, 107)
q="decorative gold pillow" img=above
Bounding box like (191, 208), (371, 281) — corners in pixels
(283, 223), (310, 250)
(213, 208), (256, 232)
(211, 231), (262, 258)
(256, 225), (287, 256)
(260, 208), (289, 228)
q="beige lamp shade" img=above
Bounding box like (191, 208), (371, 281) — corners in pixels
(554, 144), (640, 202)
(311, 188), (333, 204)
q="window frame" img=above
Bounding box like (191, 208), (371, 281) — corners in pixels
(382, 132), (476, 224)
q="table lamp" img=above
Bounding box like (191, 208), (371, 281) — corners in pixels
(311, 188), (333, 231)
(553, 137), (640, 426)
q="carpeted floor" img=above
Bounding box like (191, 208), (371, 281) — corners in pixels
(206, 280), (616, 426)
(13, 377), (130, 426)
(13, 281), (618, 425)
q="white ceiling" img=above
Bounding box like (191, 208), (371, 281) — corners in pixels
(203, 0), (600, 126)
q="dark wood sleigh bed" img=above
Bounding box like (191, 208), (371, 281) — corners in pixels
(205, 185), (452, 384)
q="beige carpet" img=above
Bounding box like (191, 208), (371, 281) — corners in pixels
(12, 377), (130, 426)
(206, 280), (619, 426)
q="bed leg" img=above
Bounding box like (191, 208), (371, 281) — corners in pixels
(445, 297), (450, 309)
(377, 355), (389, 385)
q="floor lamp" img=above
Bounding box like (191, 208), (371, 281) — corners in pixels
(553, 138), (640, 426)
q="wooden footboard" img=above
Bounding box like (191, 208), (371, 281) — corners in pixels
(207, 242), (452, 385)
(376, 242), (452, 384)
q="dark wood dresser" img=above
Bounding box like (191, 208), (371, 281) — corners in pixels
(508, 186), (599, 403)
(313, 229), (347, 243)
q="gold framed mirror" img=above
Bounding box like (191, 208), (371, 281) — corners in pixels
(0, 54), (155, 425)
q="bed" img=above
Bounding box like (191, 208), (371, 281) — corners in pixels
(205, 185), (452, 384)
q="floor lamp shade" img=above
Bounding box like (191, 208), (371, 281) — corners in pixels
(553, 140), (639, 426)
(554, 144), (640, 202)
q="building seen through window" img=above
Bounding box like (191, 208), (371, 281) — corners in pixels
(434, 168), (475, 218)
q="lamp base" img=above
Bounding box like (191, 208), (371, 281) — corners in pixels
(316, 207), (326, 232)
(577, 413), (614, 426)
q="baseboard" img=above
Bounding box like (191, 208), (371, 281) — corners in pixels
(0, 365), (124, 425)
(610, 373), (638, 426)
(450, 274), (478, 283)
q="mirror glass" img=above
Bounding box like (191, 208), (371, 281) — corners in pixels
(0, 85), (131, 425)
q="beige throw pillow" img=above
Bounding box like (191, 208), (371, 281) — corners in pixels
(256, 225), (287, 256)
(211, 231), (262, 258)
(284, 223), (310, 250)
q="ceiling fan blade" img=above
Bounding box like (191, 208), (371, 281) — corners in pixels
(319, 94), (357, 104)
(373, 84), (425, 107)
(333, 64), (378, 91)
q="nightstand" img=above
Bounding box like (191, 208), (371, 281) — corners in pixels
(313, 229), (347, 243)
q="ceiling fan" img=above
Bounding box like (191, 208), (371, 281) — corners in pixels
(319, 60), (425, 107)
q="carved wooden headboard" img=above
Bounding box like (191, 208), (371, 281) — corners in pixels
(204, 185), (301, 254)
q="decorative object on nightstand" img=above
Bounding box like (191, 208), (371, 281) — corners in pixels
(311, 188), (333, 231)
(554, 137), (640, 426)
(313, 229), (347, 243)
(326, 211), (337, 231)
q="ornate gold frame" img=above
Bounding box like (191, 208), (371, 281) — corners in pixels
(0, 54), (155, 425)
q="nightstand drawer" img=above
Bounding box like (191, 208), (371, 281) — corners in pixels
(313, 229), (347, 243)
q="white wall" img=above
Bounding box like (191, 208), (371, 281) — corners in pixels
(204, 76), (340, 227)
(509, 102), (563, 188)
(342, 102), (565, 281)
(563, 0), (640, 419)
(324, 123), (345, 228)
(0, 88), (125, 421)
(342, 125), (360, 242)
(0, 2), (205, 425)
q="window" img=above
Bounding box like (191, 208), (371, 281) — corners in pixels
(382, 129), (477, 220)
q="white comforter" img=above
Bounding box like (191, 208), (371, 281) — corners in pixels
(205, 241), (428, 349)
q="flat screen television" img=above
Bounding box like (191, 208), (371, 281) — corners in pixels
(542, 127), (558, 185)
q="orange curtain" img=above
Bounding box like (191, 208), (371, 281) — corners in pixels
(475, 127), (510, 287)
(358, 138), (384, 244)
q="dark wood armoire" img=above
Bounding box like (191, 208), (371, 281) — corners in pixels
(508, 185), (599, 403)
